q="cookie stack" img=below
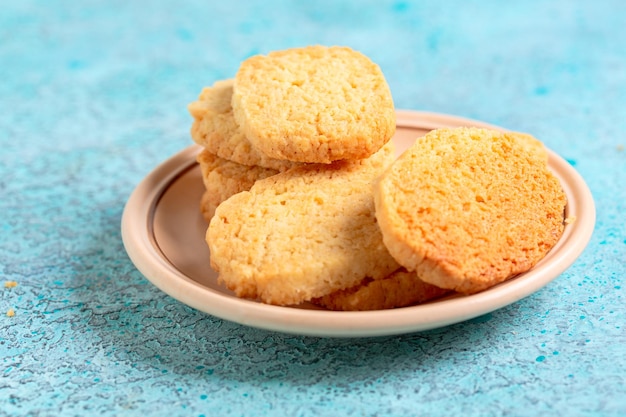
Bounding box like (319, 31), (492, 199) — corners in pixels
(188, 46), (413, 308)
(187, 45), (567, 310)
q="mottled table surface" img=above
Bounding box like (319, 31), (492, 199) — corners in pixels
(1, 1), (624, 416)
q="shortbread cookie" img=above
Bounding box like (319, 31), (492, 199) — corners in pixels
(207, 142), (400, 306)
(312, 268), (450, 311)
(188, 79), (301, 171)
(196, 149), (279, 221)
(374, 127), (567, 294)
(232, 45), (396, 163)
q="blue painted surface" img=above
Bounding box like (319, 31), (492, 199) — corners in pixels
(1, 1), (625, 416)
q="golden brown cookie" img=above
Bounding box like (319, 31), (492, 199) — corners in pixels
(196, 149), (279, 222)
(232, 45), (396, 163)
(312, 268), (450, 311)
(188, 79), (302, 171)
(374, 127), (567, 294)
(207, 142), (400, 306)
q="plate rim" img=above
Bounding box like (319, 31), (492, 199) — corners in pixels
(121, 110), (596, 337)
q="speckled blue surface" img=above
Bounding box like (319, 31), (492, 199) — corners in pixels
(1, 1), (624, 416)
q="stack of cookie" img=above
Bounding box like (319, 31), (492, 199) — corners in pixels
(189, 45), (417, 308)
(187, 45), (567, 310)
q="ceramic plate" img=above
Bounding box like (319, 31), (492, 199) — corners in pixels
(121, 110), (595, 337)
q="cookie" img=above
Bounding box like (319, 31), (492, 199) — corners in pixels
(196, 149), (279, 222)
(312, 268), (450, 311)
(374, 127), (567, 294)
(207, 142), (400, 306)
(232, 45), (396, 163)
(188, 79), (302, 171)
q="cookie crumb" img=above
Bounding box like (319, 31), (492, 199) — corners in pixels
(4, 281), (17, 288)
(6, 308), (15, 317)
(617, 144), (624, 152)
(564, 216), (577, 225)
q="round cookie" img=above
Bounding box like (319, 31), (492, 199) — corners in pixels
(196, 149), (279, 222)
(232, 45), (396, 163)
(188, 79), (302, 171)
(312, 268), (450, 311)
(207, 142), (400, 306)
(374, 127), (567, 294)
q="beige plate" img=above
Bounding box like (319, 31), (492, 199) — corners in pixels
(121, 110), (595, 337)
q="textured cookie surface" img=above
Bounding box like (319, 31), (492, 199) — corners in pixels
(232, 45), (396, 163)
(188, 79), (301, 171)
(196, 149), (279, 222)
(374, 127), (567, 294)
(312, 268), (450, 311)
(207, 142), (399, 306)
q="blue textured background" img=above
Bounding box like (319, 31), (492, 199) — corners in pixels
(1, 1), (624, 416)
